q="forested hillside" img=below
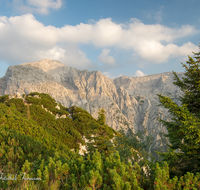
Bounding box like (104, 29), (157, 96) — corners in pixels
(0, 92), (119, 154)
(0, 91), (199, 189)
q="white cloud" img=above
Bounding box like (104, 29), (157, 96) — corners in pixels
(59, 18), (123, 46)
(0, 14), (199, 71)
(98, 49), (116, 65)
(57, 44), (94, 69)
(12, 0), (62, 14)
(103, 72), (123, 79)
(134, 70), (147, 77)
(0, 14), (93, 70)
(42, 46), (65, 60)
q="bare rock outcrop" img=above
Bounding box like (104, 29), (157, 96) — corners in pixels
(0, 59), (187, 159)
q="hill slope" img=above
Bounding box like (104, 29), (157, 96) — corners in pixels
(0, 93), (199, 190)
(0, 92), (117, 156)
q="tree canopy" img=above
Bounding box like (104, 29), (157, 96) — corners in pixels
(156, 43), (200, 178)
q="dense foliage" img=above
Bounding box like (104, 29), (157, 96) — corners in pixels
(0, 92), (155, 189)
(0, 91), (199, 189)
(156, 44), (200, 179)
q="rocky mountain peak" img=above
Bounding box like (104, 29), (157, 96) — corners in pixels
(20, 59), (66, 73)
(0, 59), (187, 160)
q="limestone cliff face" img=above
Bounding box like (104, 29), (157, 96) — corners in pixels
(0, 59), (186, 159)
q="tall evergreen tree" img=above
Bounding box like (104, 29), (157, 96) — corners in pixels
(97, 108), (106, 126)
(156, 42), (200, 178)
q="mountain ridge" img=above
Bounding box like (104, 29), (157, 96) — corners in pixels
(0, 59), (186, 159)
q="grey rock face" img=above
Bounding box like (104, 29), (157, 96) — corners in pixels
(0, 59), (187, 160)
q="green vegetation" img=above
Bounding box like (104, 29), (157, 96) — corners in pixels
(0, 91), (199, 189)
(0, 44), (200, 189)
(156, 43), (200, 179)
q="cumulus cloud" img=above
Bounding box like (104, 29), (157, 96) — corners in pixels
(12, 0), (62, 14)
(103, 72), (123, 79)
(134, 70), (147, 77)
(0, 14), (199, 71)
(98, 49), (116, 65)
(58, 17), (198, 63)
(0, 14), (93, 69)
(41, 46), (65, 60)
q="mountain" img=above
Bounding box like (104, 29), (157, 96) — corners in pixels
(0, 59), (186, 159)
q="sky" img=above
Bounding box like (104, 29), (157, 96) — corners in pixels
(0, 0), (200, 79)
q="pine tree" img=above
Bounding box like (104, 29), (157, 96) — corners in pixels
(156, 42), (200, 178)
(97, 108), (106, 126)
(172, 42), (200, 119)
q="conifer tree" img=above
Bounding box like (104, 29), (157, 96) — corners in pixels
(97, 108), (106, 126)
(156, 42), (200, 178)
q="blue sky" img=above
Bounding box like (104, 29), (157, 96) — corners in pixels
(0, 0), (199, 79)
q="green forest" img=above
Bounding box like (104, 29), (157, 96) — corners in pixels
(0, 47), (200, 189)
